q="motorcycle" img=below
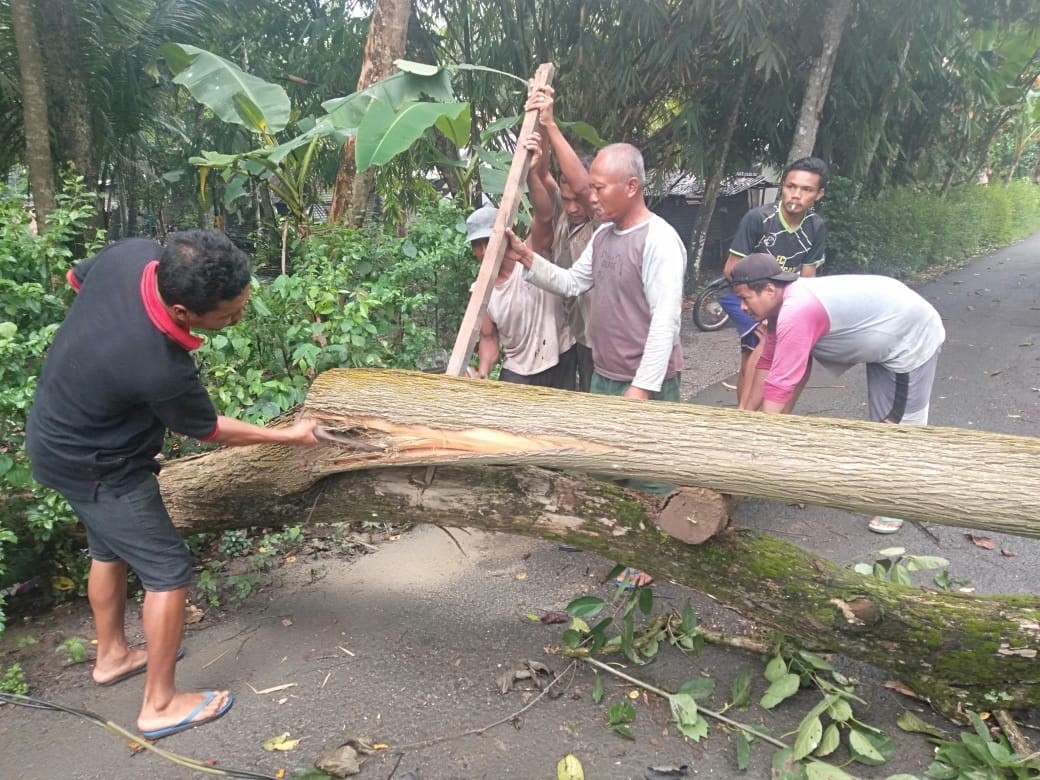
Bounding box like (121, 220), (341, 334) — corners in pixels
(691, 276), (731, 332)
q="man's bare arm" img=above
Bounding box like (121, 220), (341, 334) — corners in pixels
(525, 86), (591, 210)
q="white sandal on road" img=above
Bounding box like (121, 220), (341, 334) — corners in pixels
(868, 516), (904, 534)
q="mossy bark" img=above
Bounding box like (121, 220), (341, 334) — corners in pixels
(156, 368), (1040, 714)
(159, 466), (1040, 716)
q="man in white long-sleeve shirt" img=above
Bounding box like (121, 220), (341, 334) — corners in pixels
(505, 142), (686, 589)
(506, 142), (686, 401)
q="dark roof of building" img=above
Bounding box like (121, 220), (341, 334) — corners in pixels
(648, 172), (775, 200)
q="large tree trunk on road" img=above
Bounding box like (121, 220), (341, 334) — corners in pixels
(159, 369), (1040, 713)
(160, 460), (1040, 716)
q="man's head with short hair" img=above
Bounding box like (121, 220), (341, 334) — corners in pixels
(588, 143), (647, 227)
(782, 157), (829, 190)
(778, 156), (828, 224)
(158, 230), (252, 331)
(560, 154), (594, 228)
(158, 230), (251, 315)
(595, 143), (646, 186)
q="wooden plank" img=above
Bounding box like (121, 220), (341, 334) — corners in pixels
(445, 62), (555, 377)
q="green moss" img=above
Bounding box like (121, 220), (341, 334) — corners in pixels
(577, 481), (651, 529)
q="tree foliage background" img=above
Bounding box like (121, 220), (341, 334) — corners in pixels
(0, 0), (1036, 236)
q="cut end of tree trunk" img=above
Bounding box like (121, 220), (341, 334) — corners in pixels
(655, 488), (733, 545)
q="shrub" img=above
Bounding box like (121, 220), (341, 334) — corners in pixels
(195, 198), (472, 422)
(821, 178), (1040, 277)
(0, 175), (102, 631)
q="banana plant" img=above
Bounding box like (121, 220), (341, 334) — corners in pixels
(158, 44), (581, 229)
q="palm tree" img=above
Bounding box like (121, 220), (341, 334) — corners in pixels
(8, 0), (55, 227)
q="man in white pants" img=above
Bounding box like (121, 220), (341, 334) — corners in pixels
(730, 253), (945, 534)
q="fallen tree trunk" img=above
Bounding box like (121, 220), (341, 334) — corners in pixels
(300, 369), (1040, 537)
(157, 369), (1040, 713)
(161, 460), (1040, 715)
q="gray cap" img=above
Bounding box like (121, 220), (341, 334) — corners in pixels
(466, 205), (498, 243)
(730, 253), (799, 285)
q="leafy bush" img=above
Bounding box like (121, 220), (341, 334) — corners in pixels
(195, 198), (472, 422)
(0, 193), (473, 632)
(821, 178), (1040, 277)
(0, 176), (103, 631)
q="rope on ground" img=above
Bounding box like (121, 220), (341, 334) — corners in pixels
(0, 692), (279, 779)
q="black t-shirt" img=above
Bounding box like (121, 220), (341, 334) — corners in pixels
(26, 239), (218, 500)
(730, 204), (826, 273)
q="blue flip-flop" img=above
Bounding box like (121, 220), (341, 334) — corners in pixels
(96, 646), (185, 687)
(139, 691), (234, 740)
(614, 567), (653, 590)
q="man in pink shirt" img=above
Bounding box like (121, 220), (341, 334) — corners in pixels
(730, 253), (945, 534)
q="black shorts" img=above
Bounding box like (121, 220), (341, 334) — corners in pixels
(499, 346), (578, 390)
(66, 475), (193, 592)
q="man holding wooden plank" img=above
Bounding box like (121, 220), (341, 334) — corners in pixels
(524, 85), (597, 392)
(505, 142), (686, 401)
(505, 141), (687, 587)
(467, 131), (577, 388)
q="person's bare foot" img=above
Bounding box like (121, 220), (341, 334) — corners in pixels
(92, 646), (148, 686)
(137, 689), (233, 738)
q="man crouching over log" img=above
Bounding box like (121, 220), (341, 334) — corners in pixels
(730, 253), (945, 536)
(25, 230), (319, 739)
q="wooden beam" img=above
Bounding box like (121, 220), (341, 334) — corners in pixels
(445, 62), (555, 377)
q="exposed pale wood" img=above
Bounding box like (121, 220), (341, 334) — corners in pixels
(446, 63), (555, 376)
(656, 488), (732, 545)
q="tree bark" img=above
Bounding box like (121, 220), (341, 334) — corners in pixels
(158, 455), (1040, 716)
(9, 0), (56, 230)
(36, 0), (97, 194)
(279, 370), (1040, 536)
(688, 67), (750, 276)
(153, 369), (1040, 714)
(327, 0), (412, 227)
(854, 33), (913, 201)
(787, 0), (852, 164)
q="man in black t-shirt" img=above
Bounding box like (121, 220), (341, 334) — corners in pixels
(719, 157), (829, 407)
(26, 230), (319, 739)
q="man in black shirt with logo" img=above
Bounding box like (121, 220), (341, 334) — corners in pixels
(719, 157), (829, 407)
(27, 230), (318, 739)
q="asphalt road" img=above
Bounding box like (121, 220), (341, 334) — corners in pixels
(0, 234), (1037, 779)
(693, 233), (1040, 594)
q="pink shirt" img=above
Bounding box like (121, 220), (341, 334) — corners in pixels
(757, 284), (830, 405)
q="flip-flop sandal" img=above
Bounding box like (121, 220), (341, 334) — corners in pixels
(614, 567), (653, 589)
(96, 646), (185, 687)
(139, 691), (234, 740)
(868, 516), (904, 534)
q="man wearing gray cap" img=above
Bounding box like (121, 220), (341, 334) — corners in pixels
(729, 253), (946, 534)
(466, 204), (576, 387)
